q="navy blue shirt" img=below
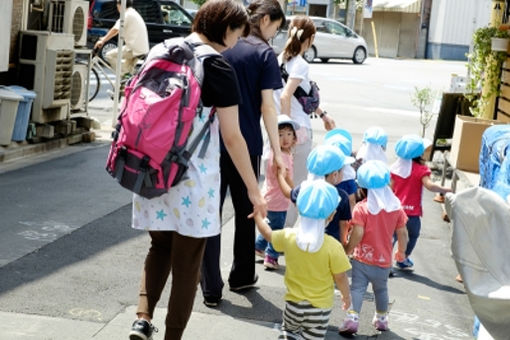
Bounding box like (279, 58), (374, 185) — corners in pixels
(290, 184), (351, 242)
(221, 35), (283, 155)
(338, 179), (357, 196)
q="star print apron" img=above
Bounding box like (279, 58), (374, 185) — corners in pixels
(132, 107), (221, 237)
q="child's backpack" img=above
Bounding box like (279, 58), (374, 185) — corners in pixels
(280, 63), (320, 115)
(106, 37), (218, 199)
(479, 124), (510, 200)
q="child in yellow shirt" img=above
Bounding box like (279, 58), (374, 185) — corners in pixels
(254, 180), (351, 339)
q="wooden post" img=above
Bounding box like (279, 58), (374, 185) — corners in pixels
(371, 20), (379, 58)
(481, 0), (506, 119)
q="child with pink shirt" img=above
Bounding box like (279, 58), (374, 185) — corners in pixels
(339, 160), (409, 335)
(255, 115), (299, 269)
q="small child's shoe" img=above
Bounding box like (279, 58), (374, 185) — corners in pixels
(372, 312), (389, 331)
(255, 248), (265, 259)
(263, 255), (279, 270)
(396, 257), (414, 270)
(339, 311), (359, 335)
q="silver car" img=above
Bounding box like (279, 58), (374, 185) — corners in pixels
(272, 16), (368, 64)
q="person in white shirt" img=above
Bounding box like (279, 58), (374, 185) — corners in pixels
(94, 0), (149, 75)
(274, 16), (336, 227)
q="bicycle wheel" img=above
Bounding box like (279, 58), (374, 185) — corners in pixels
(88, 67), (100, 102)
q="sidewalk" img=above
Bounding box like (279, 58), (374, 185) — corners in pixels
(1, 306), (397, 340)
(0, 199), (473, 340)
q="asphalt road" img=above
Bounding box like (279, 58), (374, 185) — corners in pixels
(0, 57), (475, 340)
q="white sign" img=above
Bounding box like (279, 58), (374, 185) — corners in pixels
(363, 0), (373, 19)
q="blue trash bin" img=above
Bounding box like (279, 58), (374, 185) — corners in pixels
(6, 85), (37, 141)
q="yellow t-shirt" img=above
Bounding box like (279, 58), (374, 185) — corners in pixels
(272, 228), (351, 308)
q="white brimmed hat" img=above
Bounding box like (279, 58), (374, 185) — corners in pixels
(277, 115), (300, 131)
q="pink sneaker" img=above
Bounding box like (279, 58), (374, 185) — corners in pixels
(372, 313), (389, 331)
(255, 248), (264, 259)
(263, 255), (279, 270)
(339, 312), (359, 334)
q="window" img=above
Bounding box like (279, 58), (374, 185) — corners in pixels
(96, 2), (118, 20)
(161, 4), (192, 26)
(324, 22), (348, 36)
(134, 0), (163, 24)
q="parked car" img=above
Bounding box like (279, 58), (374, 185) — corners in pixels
(88, 0), (193, 58)
(186, 8), (198, 18)
(271, 16), (368, 64)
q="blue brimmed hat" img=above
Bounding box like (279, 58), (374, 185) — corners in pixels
(307, 145), (353, 176)
(357, 160), (390, 189)
(395, 134), (425, 160)
(277, 115), (300, 132)
(297, 180), (339, 219)
(325, 128), (352, 143)
(324, 128), (353, 156)
(324, 134), (352, 157)
(363, 127), (388, 148)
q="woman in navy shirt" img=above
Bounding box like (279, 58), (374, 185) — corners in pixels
(200, 0), (285, 307)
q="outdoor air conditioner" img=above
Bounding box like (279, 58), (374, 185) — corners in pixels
(70, 62), (87, 111)
(48, 0), (88, 47)
(18, 30), (74, 123)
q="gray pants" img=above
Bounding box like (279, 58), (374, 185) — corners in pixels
(285, 128), (312, 227)
(350, 260), (391, 313)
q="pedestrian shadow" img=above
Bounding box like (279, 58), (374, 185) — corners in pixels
(392, 270), (465, 294)
(255, 263), (286, 277)
(214, 287), (284, 324)
(337, 329), (406, 339)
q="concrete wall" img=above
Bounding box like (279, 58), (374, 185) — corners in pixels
(362, 11), (419, 58)
(398, 13), (420, 58)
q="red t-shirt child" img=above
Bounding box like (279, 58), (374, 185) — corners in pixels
(351, 200), (408, 268)
(391, 162), (431, 217)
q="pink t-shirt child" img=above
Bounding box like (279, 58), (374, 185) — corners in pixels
(350, 200), (408, 268)
(391, 162), (431, 216)
(264, 151), (294, 211)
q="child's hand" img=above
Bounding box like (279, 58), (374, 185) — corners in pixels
(276, 165), (286, 178)
(341, 294), (351, 311)
(253, 212), (263, 225)
(394, 250), (406, 262)
(322, 115), (336, 131)
(273, 154), (286, 178)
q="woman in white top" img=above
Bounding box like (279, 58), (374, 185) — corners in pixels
(274, 16), (336, 226)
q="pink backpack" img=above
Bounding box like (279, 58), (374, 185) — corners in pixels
(106, 37), (218, 199)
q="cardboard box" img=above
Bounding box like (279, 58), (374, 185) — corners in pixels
(449, 116), (504, 172)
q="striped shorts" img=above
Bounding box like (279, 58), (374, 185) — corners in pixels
(279, 300), (332, 340)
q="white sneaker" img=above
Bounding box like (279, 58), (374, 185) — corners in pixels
(372, 312), (389, 331)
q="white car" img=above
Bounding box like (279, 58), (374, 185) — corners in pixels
(272, 16), (368, 64)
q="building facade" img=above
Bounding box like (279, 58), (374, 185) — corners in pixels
(427, 0), (491, 60)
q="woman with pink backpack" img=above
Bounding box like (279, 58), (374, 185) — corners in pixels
(128, 2), (267, 339)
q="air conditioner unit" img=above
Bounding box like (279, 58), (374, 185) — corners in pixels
(70, 62), (88, 111)
(48, 0), (88, 47)
(18, 30), (75, 123)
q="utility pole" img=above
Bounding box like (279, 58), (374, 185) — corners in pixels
(346, 0), (356, 29)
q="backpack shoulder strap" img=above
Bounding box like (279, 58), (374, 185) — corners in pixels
(280, 62), (289, 83)
(184, 35), (219, 59)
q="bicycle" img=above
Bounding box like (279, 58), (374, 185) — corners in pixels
(88, 49), (144, 102)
